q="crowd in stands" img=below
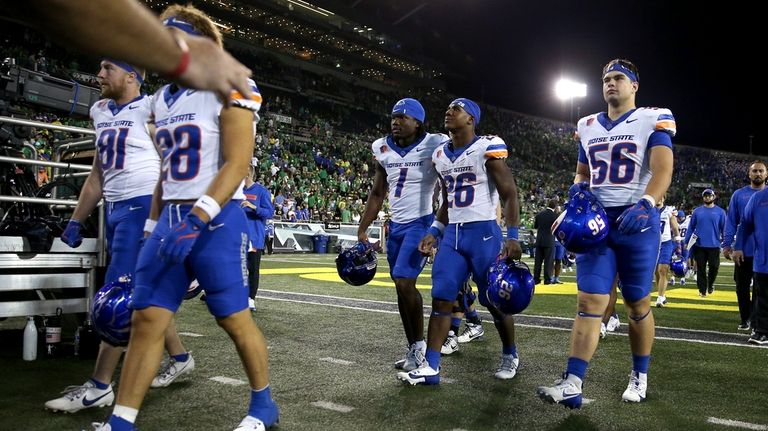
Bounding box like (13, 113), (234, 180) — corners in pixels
(1, 23), (760, 228)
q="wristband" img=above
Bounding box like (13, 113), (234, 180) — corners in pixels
(168, 35), (190, 78)
(194, 195), (221, 221)
(428, 221), (445, 239)
(640, 194), (656, 207)
(144, 219), (157, 233)
(507, 226), (519, 240)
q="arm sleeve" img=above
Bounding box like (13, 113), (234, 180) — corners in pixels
(723, 193), (739, 248)
(735, 197), (756, 251)
(684, 211), (697, 245)
(256, 188), (274, 220)
(578, 145), (588, 164)
(647, 130), (673, 149)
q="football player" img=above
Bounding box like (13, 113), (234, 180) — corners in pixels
(95, 6), (277, 431)
(654, 196), (680, 307)
(537, 59), (675, 407)
(46, 60), (194, 414)
(357, 98), (446, 372)
(398, 98), (523, 385)
(441, 278), (486, 355)
(723, 161), (766, 330)
(670, 209), (691, 285)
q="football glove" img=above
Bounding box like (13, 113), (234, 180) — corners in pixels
(61, 219), (83, 248)
(158, 213), (206, 264)
(568, 182), (590, 199)
(617, 198), (654, 234)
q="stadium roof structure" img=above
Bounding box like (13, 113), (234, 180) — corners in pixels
(144, 0), (448, 90)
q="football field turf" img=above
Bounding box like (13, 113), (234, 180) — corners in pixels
(1, 254), (766, 431)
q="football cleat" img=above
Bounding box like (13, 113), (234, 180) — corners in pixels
(621, 371), (647, 402)
(248, 297), (256, 311)
(45, 380), (114, 413)
(234, 416), (266, 431)
(441, 331), (459, 355)
(655, 295), (667, 308)
(397, 365), (440, 386)
(457, 322), (485, 343)
(600, 322), (607, 339)
(394, 342), (426, 371)
(606, 313), (621, 332)
(536, 373), (583, 409)
(494, 354), (519, 380)
(151, 354), (196, 388)
(669, 277), (676, 286)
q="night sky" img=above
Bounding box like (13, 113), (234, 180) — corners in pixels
(315, 0), (758, 155)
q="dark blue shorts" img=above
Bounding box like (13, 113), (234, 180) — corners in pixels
(105, 195), (152, 284)
(387, 214), (433, 279)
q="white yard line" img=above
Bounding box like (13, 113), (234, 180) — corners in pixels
(707, 417), (768, 430)
(319, 357), (354, 365)
(209, 376), (247, 386)
(310, 400), (355, 413)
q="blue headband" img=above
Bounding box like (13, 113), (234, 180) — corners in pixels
(450, 98), (481, 126)
(105, 59), (144, 85)
(603, 63), (638, 82)
(163, 17), (201, 35)
(391, 98), (425, 123)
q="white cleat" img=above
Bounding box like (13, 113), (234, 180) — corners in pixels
(621, 371), (648, 402)
(441, 331), (459, 355)
(655, 296), (667, 308)
(457, 322), (485, 343)
(234, 416), (266, 431)
(494, 354), (519, 380)
(151, 354), (196, 388)
(90, 423), (112, 431)
(600, 322), (607, 339)
(606, 313), (621, 332)
(44, 380), (114, 413)
(536, 373), (583, 409)
(249, 297), (256, 311)
(394, 342), (426, 371)
(397, 365), (440, 386)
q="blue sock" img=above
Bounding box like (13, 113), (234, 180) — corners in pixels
(172, 352), (190, 362)
(425, 348), (441, 370)
(249, 386), (279, 426)
(89, 378), (110, 390)
(502, 344), (517, 357)
(466, 309), (478, 319)
(632, 354), (650, 374)
(107, 416), (135, 431)
(566, 357), (589, 380)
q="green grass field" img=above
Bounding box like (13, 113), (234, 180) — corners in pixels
(1, 254), (766, 431)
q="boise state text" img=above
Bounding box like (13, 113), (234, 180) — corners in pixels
(96, 120), (135, 128)
(440, 165), (473, 176)
(385, 161), (425, 169)
(587, 134), (636, 145)
(155, 113), (197, 127)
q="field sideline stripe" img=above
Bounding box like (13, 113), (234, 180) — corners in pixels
(708, 417), (768, 430)
(260, 290), (743, 337)
(259, 292), (759, 349)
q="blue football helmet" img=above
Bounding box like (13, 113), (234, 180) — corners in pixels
(670, 257), (687, 278)
(486, 259), (535, 315)
(336, 242), (377, 286)
(91, 275), (134, 347)
(552, 189), (609, 253)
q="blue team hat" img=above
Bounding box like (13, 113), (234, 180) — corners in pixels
(104, 59), (144, 85)
(391, 98), (425, 123)
(702, 188), (715, 196)
(677, 210), (685, 218)
(450, 98), (481, 126)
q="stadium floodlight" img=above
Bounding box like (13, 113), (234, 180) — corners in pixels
(555, 78), (587, 123)
(555, 79), (587, 101)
